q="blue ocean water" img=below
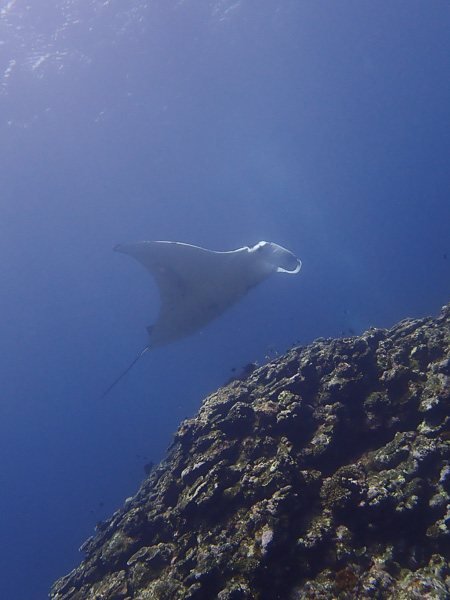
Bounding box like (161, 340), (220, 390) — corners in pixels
(0, 1), (448, 598)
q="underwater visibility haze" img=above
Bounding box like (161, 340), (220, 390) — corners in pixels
(0, 1), (449, 598)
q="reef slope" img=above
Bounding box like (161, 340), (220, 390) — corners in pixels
(51, 304), (450, 600)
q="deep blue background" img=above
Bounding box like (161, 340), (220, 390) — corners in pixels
(0, 1), (449, 598)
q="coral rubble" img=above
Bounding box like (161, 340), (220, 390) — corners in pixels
(50, 304), (450, 600)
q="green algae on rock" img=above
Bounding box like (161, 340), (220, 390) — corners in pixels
(50, 304), (450, 600)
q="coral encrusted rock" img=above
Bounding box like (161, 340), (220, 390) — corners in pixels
(50, 303), (450, 600)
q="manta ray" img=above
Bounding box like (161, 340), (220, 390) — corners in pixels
(101, 240), (301, 398)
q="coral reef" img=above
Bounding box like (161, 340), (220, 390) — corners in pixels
(50, 304), (450, 600)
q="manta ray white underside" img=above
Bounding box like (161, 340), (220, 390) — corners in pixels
(101, 240), (301, 398)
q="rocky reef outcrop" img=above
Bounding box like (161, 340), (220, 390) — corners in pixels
(50, 304), (450, 600)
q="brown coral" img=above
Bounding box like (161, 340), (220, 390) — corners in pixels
(50, 303), (450, 600)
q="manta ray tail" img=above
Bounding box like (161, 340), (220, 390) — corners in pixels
(100, 346), (149, 399)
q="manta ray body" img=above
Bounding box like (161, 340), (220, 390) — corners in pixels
(101, 240), (301, 397)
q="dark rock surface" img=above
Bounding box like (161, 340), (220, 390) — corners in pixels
(50, 304), (450, 600)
